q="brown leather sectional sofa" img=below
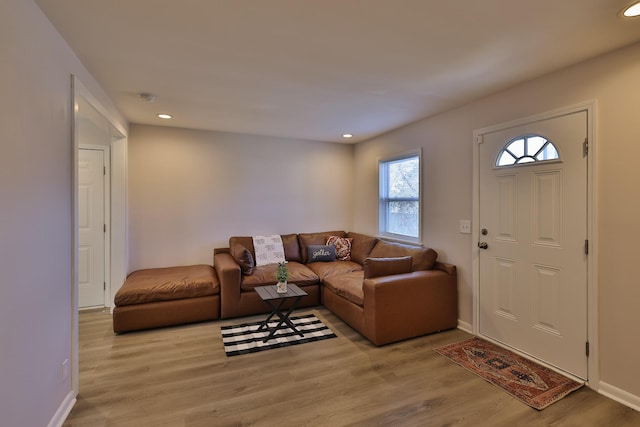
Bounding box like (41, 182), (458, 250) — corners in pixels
(113, 230), (457, 344)
(214, 230), (458, 346)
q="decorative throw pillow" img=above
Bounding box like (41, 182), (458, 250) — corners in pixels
(307, 245), (337, 262)
(231, 244), (254, 276)
(252, 235), (286, 266)
(326, 235), (353, 261)
(364, 256), (413, 279)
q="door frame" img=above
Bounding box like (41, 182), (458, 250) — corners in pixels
(71, 75), (128, 398)
(78, 145), (110, 309)
(471, 101), (598, 388)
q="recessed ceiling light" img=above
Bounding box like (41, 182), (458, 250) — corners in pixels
(623, 1), (640, 17)
(342, 133), (353, 138)
(157, 113), (172, 119)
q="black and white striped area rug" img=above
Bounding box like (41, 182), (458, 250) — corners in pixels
(221, 313), (337, 357)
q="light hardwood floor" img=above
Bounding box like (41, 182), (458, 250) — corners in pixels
(64, 308), (639, 427)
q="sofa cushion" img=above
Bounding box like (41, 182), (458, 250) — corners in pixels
(326, 235), (353, 260)
(281, 233), (302, 262)
(369, 240), (437, 271)
(364, 256), (413, 279)
(298, 230), (346, 263)
(115, 265), (219, 306)
(307, 260), (363, 281)
(231, 244), (254, 276)
(347, 232), (379, 265)
(307, 245), (336, 262)
(323, 271), (365, 306)
(240, 261), (319, 291)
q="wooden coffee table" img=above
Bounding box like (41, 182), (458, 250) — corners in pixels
(255, 284), (308, 343)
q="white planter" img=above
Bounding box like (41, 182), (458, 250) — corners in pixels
(276, 281), (287, 293)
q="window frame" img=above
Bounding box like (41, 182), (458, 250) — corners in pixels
(378, 149), (422, 244)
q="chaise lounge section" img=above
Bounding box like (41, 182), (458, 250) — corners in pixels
(112, 264), (220, 333)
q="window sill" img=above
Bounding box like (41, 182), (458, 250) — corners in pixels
(377, 234), (423, 247)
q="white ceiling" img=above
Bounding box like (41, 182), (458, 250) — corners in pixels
(35, 0), (640, 143)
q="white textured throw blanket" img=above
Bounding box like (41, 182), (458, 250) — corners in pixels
(252, 235), (286, 266)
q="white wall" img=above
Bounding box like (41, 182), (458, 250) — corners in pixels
(128, 125), (354, 271)
(0, 1), (126, 426)
(353, 41), (640, 402)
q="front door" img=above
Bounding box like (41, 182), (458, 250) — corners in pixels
(78, 148), (106, 308)
(478, 110), (588, 379)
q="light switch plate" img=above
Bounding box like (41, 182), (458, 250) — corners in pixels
(459, 220), (471, 234)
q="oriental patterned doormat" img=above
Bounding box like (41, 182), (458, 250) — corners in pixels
(434, 337), (584, 410)
(221, 314), (337, 357)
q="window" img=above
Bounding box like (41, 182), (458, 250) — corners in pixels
(379, 150), (421, 243)
(496, 134), (559, 167)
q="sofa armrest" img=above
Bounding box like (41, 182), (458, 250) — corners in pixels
(213, 249), (242, 319)
(434, 261), (457, 276)
(362, 270), (457, 346)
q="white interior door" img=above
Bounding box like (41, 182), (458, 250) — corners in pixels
(78, 148), (105, 308)
(478, 111), (588, 379)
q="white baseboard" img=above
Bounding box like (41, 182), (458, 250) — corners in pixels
(457, 319), (473, 334)
(598, 381), (640, 412)
(47, 390), (77, 427)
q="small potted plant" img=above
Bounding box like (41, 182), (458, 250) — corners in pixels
(276, 261), (289, 293)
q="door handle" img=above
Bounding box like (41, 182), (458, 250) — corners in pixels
(478, 242), (488, 250)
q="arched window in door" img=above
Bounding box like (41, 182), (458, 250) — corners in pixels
(496, 134), (560, 167)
